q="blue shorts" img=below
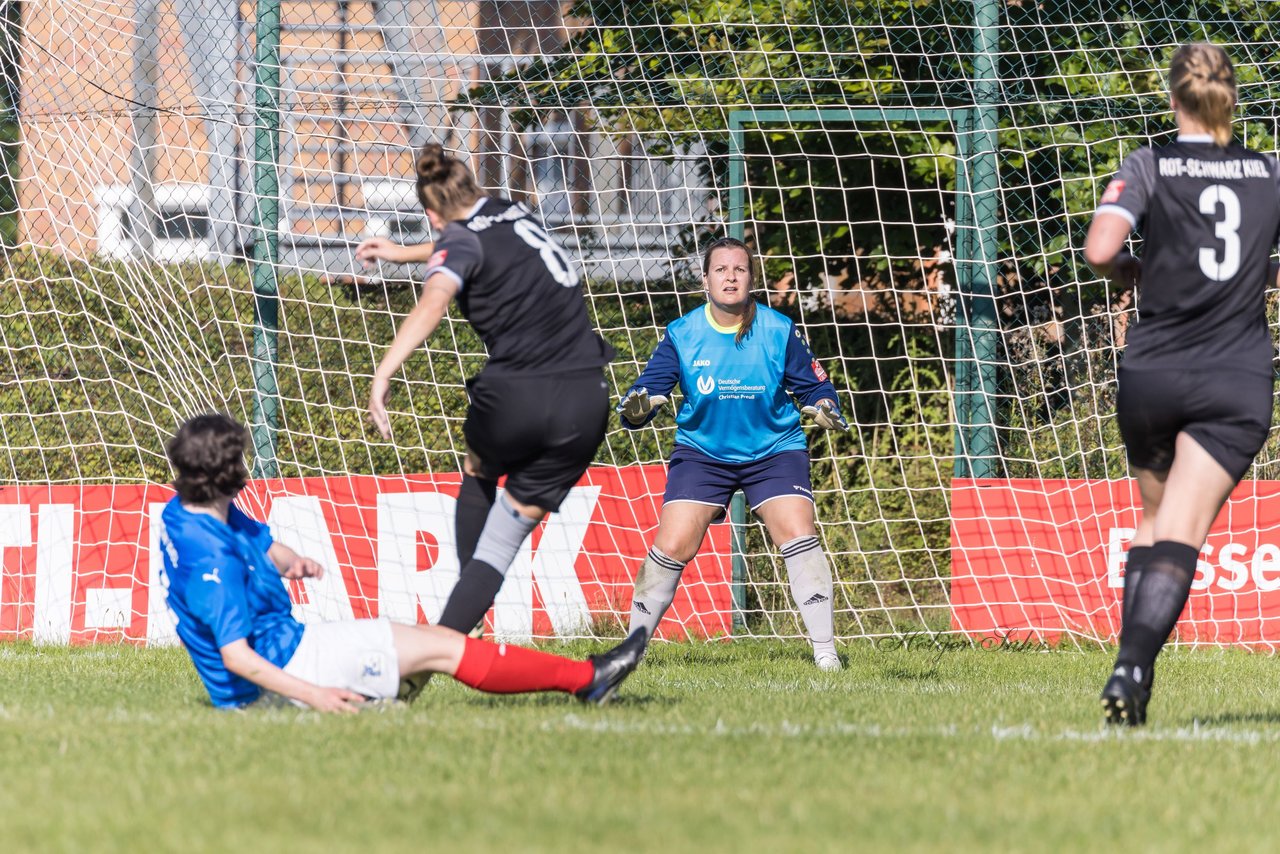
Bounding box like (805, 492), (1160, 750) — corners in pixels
(663, 445), (813, 520)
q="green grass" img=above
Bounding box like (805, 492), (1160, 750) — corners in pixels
(3, 639), (1280, 852)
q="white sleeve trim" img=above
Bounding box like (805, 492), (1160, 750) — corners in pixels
(1095, 204), (1136, 228)
(423, 265), (465, 291)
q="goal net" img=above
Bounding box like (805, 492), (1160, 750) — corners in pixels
(6, 0), (1280, 646)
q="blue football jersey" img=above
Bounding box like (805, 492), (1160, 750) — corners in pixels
(621, 303), (841, 463)
(158, 496), (305, 708)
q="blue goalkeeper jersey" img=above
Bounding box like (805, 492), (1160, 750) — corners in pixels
(159, 496), (305, 708)
(621, 303), (842, 463)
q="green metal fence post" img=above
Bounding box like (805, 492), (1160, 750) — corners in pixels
(953, 0), (1001, 478)
(250, 0), (282, 478)
(726, 112), (749, 633)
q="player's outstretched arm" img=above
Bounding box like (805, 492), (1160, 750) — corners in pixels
(354, 237), (436, 268)
(266, 541), (325, 580)
(220, 639), (365, 713)
(783, 327), (848, 432)
(369, 273), (459, 439)
(618, 334), (680, 428)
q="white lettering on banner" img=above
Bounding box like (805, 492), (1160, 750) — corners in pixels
(489, 486), (598, 642)
(1107, 528), (1280, 592)
(1106, 527), (1136, 588)
(376, 487), (598, 643)
(33, 504), (73, 645)
(85, 587), (133, 629)
(147, 502), (179, 645)
(377, 491), (460, 625)
(268, 496), (355, 623)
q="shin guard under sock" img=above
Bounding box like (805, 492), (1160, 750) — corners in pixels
(452, 636), (593, 694)
(1117, 540), (1198, 675)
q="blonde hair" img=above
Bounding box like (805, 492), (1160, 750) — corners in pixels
(1169, 42), (1237, 147)
(415, 143), (482, 220)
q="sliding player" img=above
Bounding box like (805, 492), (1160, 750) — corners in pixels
(618, 237), (848, 670)
(159, 414), (645, 711)
(355, 145), (637, 663)
(1085, 43), (1280, 725)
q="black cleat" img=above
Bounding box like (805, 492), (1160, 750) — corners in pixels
(397, 671), (434, 704)
(1100, 664), (1149, 727)
(576, 628), (649, 705)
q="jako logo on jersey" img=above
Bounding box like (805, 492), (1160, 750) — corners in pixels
(811, 359), (828, 381)
(1100, 180), (1125, 204)
(201, 567), (221, 585)
(692, 359), (711, 367)
(696, 375), (715, 395)
(427, 249), (448, 268)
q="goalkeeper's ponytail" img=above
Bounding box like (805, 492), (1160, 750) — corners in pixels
(701, 236), (757, 346)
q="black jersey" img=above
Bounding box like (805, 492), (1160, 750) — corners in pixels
(1098, 139), (1280, 375)
(423, 197), (614, 376)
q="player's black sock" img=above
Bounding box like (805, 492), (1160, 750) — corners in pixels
(438, 560), (506, 633)
(1116, 540), (1198, 675)
(1122, 544), (1153, 624)
(455, 475), (497, 566)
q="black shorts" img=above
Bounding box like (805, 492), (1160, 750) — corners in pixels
(1116, 366), (1274, 482)
(463, 368), (609, 510)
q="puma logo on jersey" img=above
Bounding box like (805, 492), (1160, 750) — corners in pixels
(696, 375), (715, 395)
(201, 567), (222, 585)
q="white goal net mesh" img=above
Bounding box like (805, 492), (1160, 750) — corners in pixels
(5, 0), (1280, 646)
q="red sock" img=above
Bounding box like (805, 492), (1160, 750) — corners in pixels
(452, 636), (594, 695)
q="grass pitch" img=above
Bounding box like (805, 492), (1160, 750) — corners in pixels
(3, 639), (1280, 852)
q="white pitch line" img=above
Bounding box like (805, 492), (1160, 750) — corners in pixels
(539, 713), (1280, 744)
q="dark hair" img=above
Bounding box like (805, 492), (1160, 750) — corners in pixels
(1169, 42), (1236, 147)
(416, 142), (483, 220)
(702, 236), (756, 345)
(167, 414), (249, 504)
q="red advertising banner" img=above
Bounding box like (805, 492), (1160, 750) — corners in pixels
(951, 478), (1280, 646)
(0, 466), (733, 645)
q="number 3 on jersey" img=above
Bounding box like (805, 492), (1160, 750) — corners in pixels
(514, 219), (580, 287)
(1199, 183), (1241, 281)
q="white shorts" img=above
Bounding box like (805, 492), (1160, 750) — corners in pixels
(282, 617), (401, 703)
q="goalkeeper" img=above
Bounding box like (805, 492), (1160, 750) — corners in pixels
(158, 414), (644, 712)
(618, 237), (847, 670)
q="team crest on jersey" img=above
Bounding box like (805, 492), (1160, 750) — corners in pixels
(1100, 180), (1125, 204)
(427, 249), (447, 268)
(811, 360), (828, 381)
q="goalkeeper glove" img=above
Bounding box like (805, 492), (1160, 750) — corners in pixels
(618, 388), (668, 425)
(801, 399), (849, 432)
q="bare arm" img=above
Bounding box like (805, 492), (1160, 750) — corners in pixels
(266, 541), (325, 580)
(1083, 212), (1140, 288)
(354, 237), (436, 267)
(368, 272), (460, 439)
(220, 639), (365, 713)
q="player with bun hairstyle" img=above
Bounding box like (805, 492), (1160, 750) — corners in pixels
(356, 145), (642, 687)
(618, 237), (849, 670)
(158, 413), (644, 711)
(1085, 42), (1280, 725)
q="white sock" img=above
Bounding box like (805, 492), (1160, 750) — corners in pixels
(781, 535), (835, 653)
(629, 546), (687, 637)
